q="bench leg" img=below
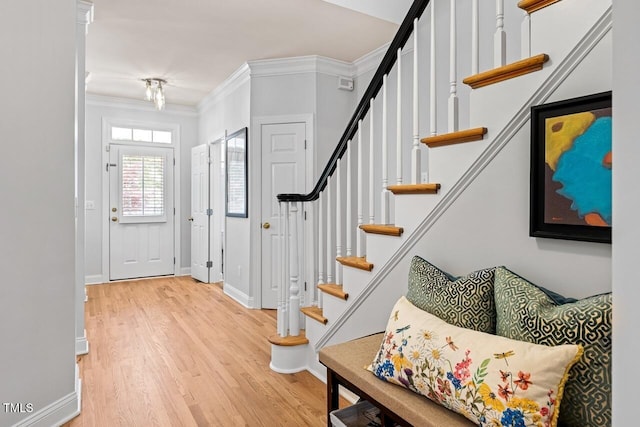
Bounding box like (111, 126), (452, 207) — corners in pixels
(326, 369), (339, 427)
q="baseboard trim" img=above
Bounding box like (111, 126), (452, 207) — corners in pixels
(223, 283), (254, 308)
(12, 364), (81, 427)
(76, 331), (89, 356)
(84, 274), (104, 285)
(178, 267), (191, 276)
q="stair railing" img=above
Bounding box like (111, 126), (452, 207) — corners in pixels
(274, 0), (528, 339)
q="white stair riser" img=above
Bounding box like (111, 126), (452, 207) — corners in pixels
(364, 233), (405, 268)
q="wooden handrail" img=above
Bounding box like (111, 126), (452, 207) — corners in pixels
(277, 0), (431, 203)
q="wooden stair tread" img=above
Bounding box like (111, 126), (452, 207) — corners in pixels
(300, 306), (328, 324)
(336, 256), (374, 272)
(268, 330), (309, 346)
(463, 54), (549, 89)
(387, 183), (441, 195)
(518, 0), (561, 13)
(421, 127), (487, 148)
(318, 283), (349, 300)
(360, 224), (404, 237)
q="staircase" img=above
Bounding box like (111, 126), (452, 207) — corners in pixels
(269, 0), (612, 377)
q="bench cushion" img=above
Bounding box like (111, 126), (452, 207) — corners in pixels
(319, 333), (475, 427)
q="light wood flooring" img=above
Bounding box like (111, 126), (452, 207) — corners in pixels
(64, 276), (338, 427)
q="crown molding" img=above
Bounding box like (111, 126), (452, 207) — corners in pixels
(248, 55), (354, 78)
(86, 93), (198, 116)
(353, 42), (390, 77)
(197, 63), (251, 113)
(77, 0), (94, 27)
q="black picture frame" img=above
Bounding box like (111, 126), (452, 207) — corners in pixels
(225, 127), (248, 218)
(530, 91), (612, 243)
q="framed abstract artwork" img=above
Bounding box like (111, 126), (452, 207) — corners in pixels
(225, 127), (248, 218)
(530, 91), (612, 243)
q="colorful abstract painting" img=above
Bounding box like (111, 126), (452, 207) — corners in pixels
(530, 92), (611, 243)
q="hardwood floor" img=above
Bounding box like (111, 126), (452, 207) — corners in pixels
(64, 276), (336, 427)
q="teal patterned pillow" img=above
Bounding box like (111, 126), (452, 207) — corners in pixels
(494, 267), (612, 427)
(406, 256), (496, 333)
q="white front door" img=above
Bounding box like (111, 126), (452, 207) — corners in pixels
(261, 122), (306, 309)
(109, 144), (175, 280)
(191, 144), (210, 283)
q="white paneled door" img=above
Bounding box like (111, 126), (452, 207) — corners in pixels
(191, 144), (210, 283)
(261, 122), (306, 309)
(109, 144), (175, 280)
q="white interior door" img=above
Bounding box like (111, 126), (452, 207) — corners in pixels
(210, 140), (224, 283)
(261, 122), (306, 309)
(191, 144), (210, 283)
(109, 144), (175, 280)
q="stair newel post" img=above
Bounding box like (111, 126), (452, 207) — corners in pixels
(412, 17), (422, 184)
(326, 175), (334, 284)
(288, 201), (300, 336)
(335, 157), (343, 285)
(472, 0), (479, 75)
(430, 3), (437, 139)
(356, 120), (364, 258)
(448, 0), (459, 133)
(345, 140), (353, 257)
(381, 74), (390, 224)
(521, 10), (531, 59)
(368, 98), (375, 225)
(396, 47), (403, 186)
(495, 0), (506, 67)
(317, 194), (324, 310)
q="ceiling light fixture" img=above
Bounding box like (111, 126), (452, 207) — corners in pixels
(142, 78), (167, 110)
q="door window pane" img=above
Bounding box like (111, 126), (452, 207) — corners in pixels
(121, 155), (165, 217)
(112, 127), (132, 140)
(153, 130), (172, 143)
(132, 129), (153, 142)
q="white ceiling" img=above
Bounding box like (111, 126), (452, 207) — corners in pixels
(85, 0), (403, 107)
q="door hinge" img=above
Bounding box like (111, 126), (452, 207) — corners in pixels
(173, 257), (176, 264)
(206, 261), (213, 268)
(304, 140), (307, 149)
(207, 157), (212, 164)
(304, 211), (307, 220)
(206, 208), (213, 216)
(174, 207), (176, 215)
(173, 158), (176, 166)
(304, 281), (307, 291)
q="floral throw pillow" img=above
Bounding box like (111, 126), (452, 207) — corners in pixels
(368, 297), (582, 427)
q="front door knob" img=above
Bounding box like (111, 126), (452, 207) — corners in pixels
(262, 222), (270, 229)
(111, 216), (118, 222)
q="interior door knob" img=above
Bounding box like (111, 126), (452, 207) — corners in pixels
(111, 216), (118, 222)
(262, 222), (270, 229)
(188, 216), (194, 222)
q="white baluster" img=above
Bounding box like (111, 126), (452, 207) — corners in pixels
(412, 17), (421, 184)
(369, 99), (375, 224)
(381, 74), (390, 223)
(346, 140), (352, 257)
(317, 195), (324, 309)
(396, 48), (403, 185)
(357, 121), (364, 258)
(282, 201), (290, 336)
(495, 0), (506, 67)
(430, 3), (437, 139)
(472, 0), (479, 75)
(326, 177), (333, 284)
(521, 10), (531, 59)
(335, 157), (343, 284)
(449, 0), (459, 133)
(288, 202), (300, 336)
(278, 201), (285, 336)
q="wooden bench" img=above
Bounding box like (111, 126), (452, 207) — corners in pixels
(319, 333), (475, 427)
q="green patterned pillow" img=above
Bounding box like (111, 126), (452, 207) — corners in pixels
(494, 267), (612, 427)
(406, 256), (496, 333)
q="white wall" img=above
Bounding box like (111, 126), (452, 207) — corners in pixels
(198, 75), (251, 303)
(85, 97), (198, 281)
(0, 0), (79, 425)
(612, 0), (638, 421)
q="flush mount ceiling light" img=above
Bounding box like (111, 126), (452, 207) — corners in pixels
(142, 78), (167, 110)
